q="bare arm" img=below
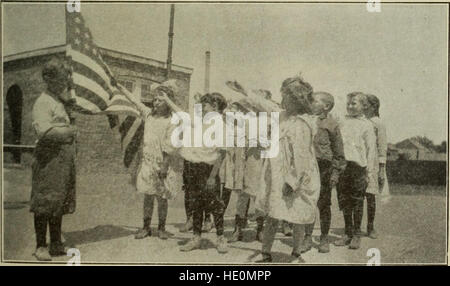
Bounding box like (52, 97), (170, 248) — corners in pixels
(206, 150), (226, 191)
(160, 92), (183, 114)
(115, 83), (151, 118)
(32, 98), (77, 144)
(329, 124), (347, 185)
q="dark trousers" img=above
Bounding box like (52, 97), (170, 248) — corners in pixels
(142, 194), (168, 230)
(222, 187), (233, 214)
(183, 160), (213, 221)
(336, 161), (367, 237)
(306, 159), (332, 237)
(366, 193), (376, 231)
(183, 161), (227, 236)
(34, 214), (63, 248)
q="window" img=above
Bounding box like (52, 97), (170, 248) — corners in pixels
(118, 80), (134, 92)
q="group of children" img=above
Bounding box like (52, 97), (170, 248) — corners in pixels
(118, 74), (388, 262)
(30, 57), (388, 262)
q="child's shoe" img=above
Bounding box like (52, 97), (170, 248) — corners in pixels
(180, 217), (193, 233)
(291, 251), (305, 263)
(34, 247), (52, 261)
(228, 215), (243, 243)
(158, 229), (170, 240)
(367, 229), (378, 239)
(256, 229), (263, 242)
(254, 252), (272, 263)
(49, 242), (69, 256)
(300, 235), (313, 253)
(255, 217), (264, 242)
(134, 227), (151, 239)
(202, 219), (213, 233)
(216, 235), (229, 254)
(282, 221), (293, 237)
(349, 236), (361, 249)
(180, 235), (201, 252)
(242, 218), (248, 229)
(334, 235), (352, 247)
(318, 235), (330, 253)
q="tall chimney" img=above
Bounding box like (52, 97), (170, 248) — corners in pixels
(166, 4), (175, 79)
(204, 51), (211, 93)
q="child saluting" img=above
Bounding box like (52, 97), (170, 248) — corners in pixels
(114, 79), (184, 241)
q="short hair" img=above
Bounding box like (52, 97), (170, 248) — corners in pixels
(347, 91), (369, 108)
(366, 94), (380, 117)
(200, 92), (227, 114)
(42, 57), (72, 84)
(313, 91), (335, 110)
(280, 76), (314, 115)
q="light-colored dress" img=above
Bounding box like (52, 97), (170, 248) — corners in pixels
(243, 147), (263, 197)
(255, 114), (320, 224)
(219, 148), (246, 190)
(136, 113), (183, 200)
(367, 116), (390, 197)
(219, 119), (247, 190)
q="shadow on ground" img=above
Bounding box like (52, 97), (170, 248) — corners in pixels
(64, 225), (136, 246)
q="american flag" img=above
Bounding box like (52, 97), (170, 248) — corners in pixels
(65, 9), (143, 168)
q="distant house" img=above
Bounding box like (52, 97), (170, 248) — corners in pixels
(394, 138), (446, 161)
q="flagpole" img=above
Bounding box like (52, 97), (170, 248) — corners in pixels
(166, 4), (175, 80)
(204, 51), (211, 93)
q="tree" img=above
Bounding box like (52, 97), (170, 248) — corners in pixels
(414, 136), (436, 151)
(436, 141), (447, 153)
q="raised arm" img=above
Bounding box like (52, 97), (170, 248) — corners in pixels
(115, 83), (151, 118)
(159, 91), (183, 114)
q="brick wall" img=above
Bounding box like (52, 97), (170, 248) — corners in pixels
(3, 51), (191, 174)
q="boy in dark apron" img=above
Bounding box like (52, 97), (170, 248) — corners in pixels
(31, 57), (77, 261)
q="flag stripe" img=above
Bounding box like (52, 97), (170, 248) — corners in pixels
(123, 122), (144, 168)
(122, 118), (143, 153)
(72, 61), (113, 95)
(102, 106), (141, 118)
(73, 84), (108, 110)
(72, 73), (111, 104)
(73, 94), (102, 113)
(108, 98), (139, 110)
(119, 116), (138, 141)
(68, 48), (111, 84)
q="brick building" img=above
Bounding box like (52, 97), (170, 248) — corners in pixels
(3, 45), (193, 173)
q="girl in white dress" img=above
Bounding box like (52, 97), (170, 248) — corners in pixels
(116, 80), (183, 240)
(255, 77), (320, 263)
(365, 94), (389, 239)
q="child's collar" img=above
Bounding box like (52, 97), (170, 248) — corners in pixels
(345, 114), (365, 119)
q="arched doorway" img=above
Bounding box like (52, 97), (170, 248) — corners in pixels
(4, 85), (23, 163)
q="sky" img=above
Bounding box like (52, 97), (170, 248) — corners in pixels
(3, 3), (448, 144)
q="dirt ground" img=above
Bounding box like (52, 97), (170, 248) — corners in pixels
(2, 167), (447, 265)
